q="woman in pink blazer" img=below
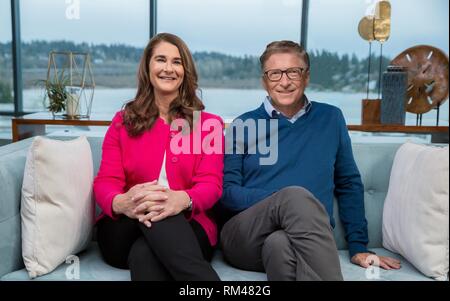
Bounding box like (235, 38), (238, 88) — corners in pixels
(93, 33), (223, 281)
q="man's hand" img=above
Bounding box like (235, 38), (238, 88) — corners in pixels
(351, 253), (401, 270)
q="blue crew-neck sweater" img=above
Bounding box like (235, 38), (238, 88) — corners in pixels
(220, 101), (369, 257)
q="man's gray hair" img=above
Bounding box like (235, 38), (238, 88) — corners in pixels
(259, 40), (310, 71)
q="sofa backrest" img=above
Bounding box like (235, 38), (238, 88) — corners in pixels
(333, 143), (399, 250)
(0, 135), (401, 277)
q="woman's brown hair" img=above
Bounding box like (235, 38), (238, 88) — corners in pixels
(123, 33), (204, 136)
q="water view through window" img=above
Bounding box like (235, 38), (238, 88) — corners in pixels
(1, 0), (448, 141)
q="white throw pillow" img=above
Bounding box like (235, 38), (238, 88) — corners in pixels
(21, 136), (94, 278)
(382, 142), (449, 280)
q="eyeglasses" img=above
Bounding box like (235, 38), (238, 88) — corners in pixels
(263, 67), (308, 82)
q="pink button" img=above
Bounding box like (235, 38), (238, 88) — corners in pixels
(171, 157), (178, 163)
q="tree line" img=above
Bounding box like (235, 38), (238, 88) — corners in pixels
(0, 40), (391, 102)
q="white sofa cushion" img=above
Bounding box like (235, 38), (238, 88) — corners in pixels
(382, 142), (449, 280)
(21, 136), (94, 278)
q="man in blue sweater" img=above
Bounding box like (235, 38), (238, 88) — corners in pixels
(219, 40), (401, 281)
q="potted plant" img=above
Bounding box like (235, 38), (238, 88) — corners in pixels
(44, 78), (69, 115)
(37, 76), (81, 118)
(39, 51), (95, 118)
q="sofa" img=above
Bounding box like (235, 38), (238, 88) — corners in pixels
(0, 136), (439, 281)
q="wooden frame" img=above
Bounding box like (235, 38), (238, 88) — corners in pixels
(12, 112), (449, 143)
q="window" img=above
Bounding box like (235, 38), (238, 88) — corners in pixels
(158, 0), (303, 121)
(1, 0), (447, 144)
(0, 0), (13, 140)
(19, 0), (150, 115)
(0, 0), (13, 112)
(385, 0), (449, 126)
(308, 0), (449, 127)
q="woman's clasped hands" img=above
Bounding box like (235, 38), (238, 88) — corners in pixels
(112, 180), (191, 228)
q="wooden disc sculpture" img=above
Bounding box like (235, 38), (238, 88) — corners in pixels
(358, 1), (391, 99)
(358, 16), (375, 42)
(358, 16), (375, 99)
(374, 0), (391, 98)
(374, 1), (391, 43)
(390, 45), (449, 114)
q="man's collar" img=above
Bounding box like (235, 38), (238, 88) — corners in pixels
(263, 95), (311, 120)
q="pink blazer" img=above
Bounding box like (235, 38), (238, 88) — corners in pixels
(93, 110), (224, 246)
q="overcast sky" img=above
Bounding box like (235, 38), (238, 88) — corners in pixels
(0, 0), (448, 58)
